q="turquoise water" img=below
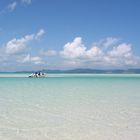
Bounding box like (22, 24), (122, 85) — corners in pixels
(0, 74), (140, 140)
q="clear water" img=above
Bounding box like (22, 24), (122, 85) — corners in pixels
(0, 74), (140, 140)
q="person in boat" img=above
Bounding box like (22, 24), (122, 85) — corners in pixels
(35, 72), (38, 77)
(28, 71), (46, 77)
(38, 72), (41, 76)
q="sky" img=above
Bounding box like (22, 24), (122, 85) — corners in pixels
(0, 0), (140, 71)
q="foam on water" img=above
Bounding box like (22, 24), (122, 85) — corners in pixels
(0, 74), (140, 140)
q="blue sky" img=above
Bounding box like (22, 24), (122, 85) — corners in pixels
(0, 0), (140, 71)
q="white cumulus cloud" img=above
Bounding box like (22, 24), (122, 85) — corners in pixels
(108, 43), (132, 57)
(5, 35), (34, 54)
(35, 29), (45, 40)
(5, 29), (45, 54)
(60, 37), (86, 59)
(19, 54), (44, 64)
(86, 46), (103, 58)
(60, 37), (140, 67)
(103, 37), (119, 48)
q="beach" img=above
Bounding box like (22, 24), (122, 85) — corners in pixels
(0, 73), (140, 140)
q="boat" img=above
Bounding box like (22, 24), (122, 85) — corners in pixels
(28, 72), (47, 78)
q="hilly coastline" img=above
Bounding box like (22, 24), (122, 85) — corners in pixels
(17, 68), (140, 74)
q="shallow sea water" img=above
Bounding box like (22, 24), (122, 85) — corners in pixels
(0, 74), (140, 140)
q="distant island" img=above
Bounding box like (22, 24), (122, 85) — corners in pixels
(15, 68), (140, 74)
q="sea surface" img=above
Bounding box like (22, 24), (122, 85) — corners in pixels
(0, 73), (140, 140)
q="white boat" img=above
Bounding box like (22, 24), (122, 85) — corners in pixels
(28, 72), (47, 78)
